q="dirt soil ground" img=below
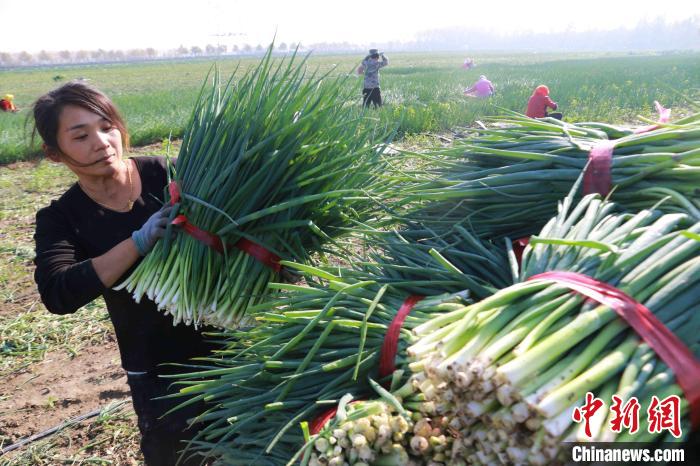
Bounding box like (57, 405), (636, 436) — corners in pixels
(1, 336), (126, 441)
(0, 339), (141, 465)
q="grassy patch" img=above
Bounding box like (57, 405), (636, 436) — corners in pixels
(0, 301), (112, 378)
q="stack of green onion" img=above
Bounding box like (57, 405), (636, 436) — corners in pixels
(158, 205), (521, 464)
(162, 257), (479, 464)
(404, 193), (700, 464)
(114, 48), (399, 328)
(394, 111), (700, 239)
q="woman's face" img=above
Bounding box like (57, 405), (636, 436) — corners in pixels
(53, 104), (124, 177)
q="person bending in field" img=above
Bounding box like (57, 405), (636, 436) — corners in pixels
(31, 81), (217, 466)
(526, 84), (562, 120)
(464, 75), (494, 98)
(0, 94), (19, 112)
(361, 48), (388, 108)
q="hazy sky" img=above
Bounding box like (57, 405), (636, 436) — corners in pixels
(1, 0), (698, 53)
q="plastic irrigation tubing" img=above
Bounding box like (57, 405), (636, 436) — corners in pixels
(0, 402), (128, 454)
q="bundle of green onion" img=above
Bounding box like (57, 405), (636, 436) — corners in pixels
(115, 48), (395, 328)
(405, 193), (700, 464)
(162, 258), (478, 465)
(395, 111), (700, 239)
(298, 389), (459, 466)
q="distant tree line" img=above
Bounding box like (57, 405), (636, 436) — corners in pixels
(301, 18), (700, 56)
(0, 42), (293, 67)
(410, 17), (700, 52)
(3, 16), (698, 68)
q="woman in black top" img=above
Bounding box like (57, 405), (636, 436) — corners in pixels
(31, 81), (214, 465)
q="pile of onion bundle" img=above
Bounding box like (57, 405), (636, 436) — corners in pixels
(405, 193), (700, 464)
(395, 110), (700, 239)
(115, 48), (395, 328)
(305, 397), (415, 466)
(162, 258), (480, 465)
(297, 386), (460, 466)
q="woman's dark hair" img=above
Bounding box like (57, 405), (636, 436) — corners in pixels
(31, 81), (129, 154)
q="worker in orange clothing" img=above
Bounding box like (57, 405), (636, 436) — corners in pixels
(526, 85), (562, 120)
(0, 94), (19, 112)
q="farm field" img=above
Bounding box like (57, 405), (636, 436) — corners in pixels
(0, 51), (699, 464)
(1, 51), (699, 163)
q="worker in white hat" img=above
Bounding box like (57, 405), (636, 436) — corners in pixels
(360, 48), (388, 108)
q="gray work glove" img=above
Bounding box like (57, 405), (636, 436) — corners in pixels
(131, 205), (174, 256)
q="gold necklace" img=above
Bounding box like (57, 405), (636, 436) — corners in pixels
(79, 159), (135, 212)
(125, 159), (134, 211)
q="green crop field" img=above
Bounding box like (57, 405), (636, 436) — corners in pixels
(1, 51), (699, 164)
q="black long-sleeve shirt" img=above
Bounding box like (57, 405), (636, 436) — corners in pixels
(34, 156), (215, 372)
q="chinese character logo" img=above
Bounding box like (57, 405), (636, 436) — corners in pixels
(647, 395), (681, 438)
(609, 395), (640, 434)
(572, 392), (605, 438)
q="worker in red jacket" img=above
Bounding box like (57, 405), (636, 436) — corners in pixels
(526, 85), (562, 120)
(0, 94), (18, 112)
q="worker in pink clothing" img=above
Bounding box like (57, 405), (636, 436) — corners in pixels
(526, 85), (562, 120)
(464, 75), (494, 98)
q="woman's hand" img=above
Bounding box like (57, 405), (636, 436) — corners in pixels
(92, 206), (174, 287)
(131, 205), (174, 256)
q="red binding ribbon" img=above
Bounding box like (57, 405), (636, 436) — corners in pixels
(171, 215), (225, 253)
(309, 405), (341, 435)
(634, 101), (671, 134)
(236, 238), (282, 272)
(169, 180), (181, 205)
(167, 181), (281, 271)
(309, 400), (364, 435)
(309, 296), (425, 435)
(583, 101), (669, 196)
(527, 271), (700, 429)
(583, 140), (615, 196)
(378, 295), (425, 381)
